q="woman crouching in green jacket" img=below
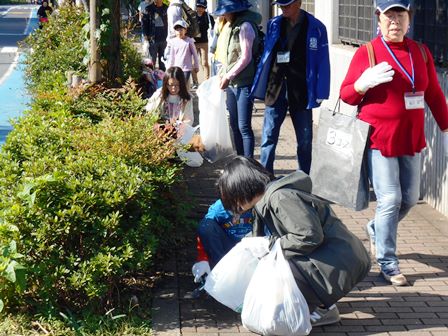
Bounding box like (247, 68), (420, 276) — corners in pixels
(218, 156), (371, 327)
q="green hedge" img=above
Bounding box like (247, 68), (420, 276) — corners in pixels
(0, 4), (192, 318)
(0, 0), (28, 4)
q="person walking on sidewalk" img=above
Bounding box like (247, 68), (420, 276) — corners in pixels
(167, 0), (184, 40)
(340, 0), (448, 286)
(191, 0), (215, 89)
(209, 16), (229, 76)
(37, 1), (53, 29)
(142, 0), (168, 71)
(214, 0), (262, 159)
(139, 0), (153, 43)
(251, 0), (330, 174)
(165, 19), (200, 83)
(191, 199), (253, 284)
(218, 156), (371, 327)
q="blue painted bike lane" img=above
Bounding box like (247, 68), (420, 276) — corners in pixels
(0, 54), (30, 145)
(0, 7), (38, 146)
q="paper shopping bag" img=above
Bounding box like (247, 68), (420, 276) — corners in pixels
(309, 106), (370, 211)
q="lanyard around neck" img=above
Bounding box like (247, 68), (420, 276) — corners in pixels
(381, 37), (415, 92)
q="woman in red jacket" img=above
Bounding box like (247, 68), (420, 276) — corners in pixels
(340, 0), (448, 286)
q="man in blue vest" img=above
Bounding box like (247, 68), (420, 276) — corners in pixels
(251, 0), (330, 174)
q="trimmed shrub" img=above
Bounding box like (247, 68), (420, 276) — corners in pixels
(0, 88), (187, 313)
(22, 5), (89, 93)
(0, 5), (192, 316)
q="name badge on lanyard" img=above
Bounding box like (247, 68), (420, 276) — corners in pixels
(381, 37), (424, 110)
(277, 51), (290, 64)
(404, 91), (424, 110)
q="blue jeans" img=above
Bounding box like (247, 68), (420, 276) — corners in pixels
(366, 149), (421, 274)
(198, 218), (237, 268)
(260, 87), (312, 174)
(226, 85), (254, 158)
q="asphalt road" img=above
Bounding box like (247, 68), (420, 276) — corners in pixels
(0, 4), (36, 78)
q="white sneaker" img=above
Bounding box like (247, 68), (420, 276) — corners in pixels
(310, 304), (341, 327)
(381, 270), (409, 286)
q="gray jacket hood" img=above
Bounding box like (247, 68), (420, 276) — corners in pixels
(258, 171), (312, 214)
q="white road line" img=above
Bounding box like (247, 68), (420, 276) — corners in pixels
(0, 33), (26, 36)
(23, 8), (33, 35)
(1, 47), (19, 53)
(0, 53), (19, 86)
(0, 7), (13, 17)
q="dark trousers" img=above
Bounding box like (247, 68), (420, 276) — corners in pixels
(197, 218), (237, 268)
(260, 84), (312, 174)
(149, 40), (167, 71)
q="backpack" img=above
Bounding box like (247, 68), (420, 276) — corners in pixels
(173, 2), (200, 38)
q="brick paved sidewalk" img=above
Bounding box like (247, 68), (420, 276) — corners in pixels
(152, 104), (448, 336)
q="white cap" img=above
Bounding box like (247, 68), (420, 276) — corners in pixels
(173, 19), (188, 29)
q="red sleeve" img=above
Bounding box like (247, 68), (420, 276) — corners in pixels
(196, 236), (209, 262)
(340, 45), (370, 106)
(423, 44), (448, 131)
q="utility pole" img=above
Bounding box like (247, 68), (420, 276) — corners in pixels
(88, 0), (101, 83)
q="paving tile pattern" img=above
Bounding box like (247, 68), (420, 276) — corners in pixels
(152, 103), (448, 336)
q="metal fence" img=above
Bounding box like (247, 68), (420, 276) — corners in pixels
(421, 71), (448, 217)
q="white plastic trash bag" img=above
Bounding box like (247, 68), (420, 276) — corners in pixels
(203, 237), (269, 312)
(197, 76), (234, 163)
(176, 123), (203, 167)
(241, 239), (312, 336)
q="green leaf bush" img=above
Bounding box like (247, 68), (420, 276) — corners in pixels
(1, 3), (192, 317)
(22, 5), (89, 94)
(0, 92), (186, 313)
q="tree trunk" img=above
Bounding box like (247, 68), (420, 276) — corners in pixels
(88, 0), (101, 83)
(105, 0), (122, 82)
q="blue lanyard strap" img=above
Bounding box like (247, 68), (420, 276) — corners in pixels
(381, 37), (415, 92)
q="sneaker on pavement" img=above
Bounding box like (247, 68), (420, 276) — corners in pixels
(310, 304), (340, 327)
(381, 269), (408, 286)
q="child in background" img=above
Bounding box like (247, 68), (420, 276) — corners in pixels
(165, 19), (200, 83)
(145, 66), (202, 167)
(191, 199), (254, 284)
(191, 0), (215, 89)
(146, 66), (193, 125)
(139, 58), (165, 98)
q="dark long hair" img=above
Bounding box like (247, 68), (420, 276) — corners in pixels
(218, 156), (275, 214)
(161, 66), (191, 102)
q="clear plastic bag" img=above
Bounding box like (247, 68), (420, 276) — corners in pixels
(241, 240), (312, 336)
(197, 76), (234, 163)
(203, 237), (269, 312)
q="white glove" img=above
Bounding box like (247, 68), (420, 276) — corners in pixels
(354, 62), (395, 94)
(444, 132), (448, 157)
(192, 261), (211, 283)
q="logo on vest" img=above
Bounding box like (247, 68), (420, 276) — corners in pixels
(309, 37), (318, 50)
